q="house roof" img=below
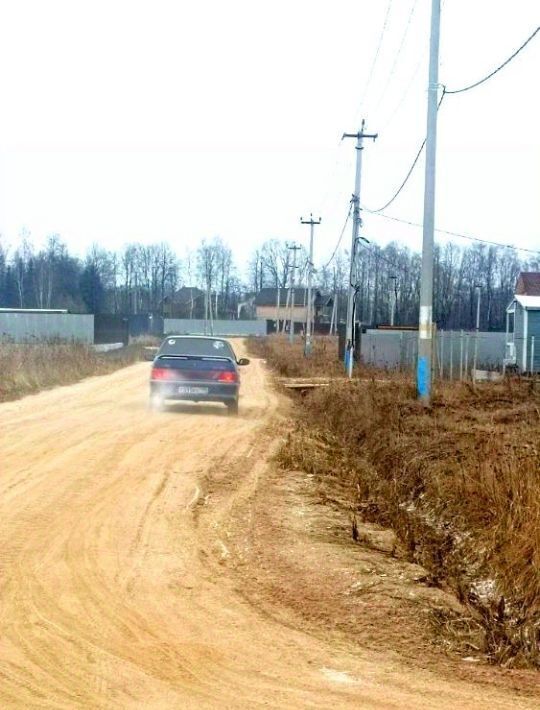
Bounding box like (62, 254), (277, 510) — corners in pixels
(175, 286), (205, 297)
(507, 295), (540, 311)
(516, 295), (540, 309)
(254, 287), (326, 307)
(516, 272), (540, 296)
(162, 287), (205, 306)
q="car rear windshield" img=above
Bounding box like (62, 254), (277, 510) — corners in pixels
(159, 337), (235, 359)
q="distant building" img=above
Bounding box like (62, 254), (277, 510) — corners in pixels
(253, 287), (331, 325)
(505, 272), (540, 372)
(162, 287), (206, 319)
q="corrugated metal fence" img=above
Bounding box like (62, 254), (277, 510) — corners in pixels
(0, 312), (94, 343)
(164, 319), (267, 337)
(361, 330), (506, 378)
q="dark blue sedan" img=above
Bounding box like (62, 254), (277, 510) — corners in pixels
(149, 336), (249, 414)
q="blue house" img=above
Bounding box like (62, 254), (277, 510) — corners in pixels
(505, 272), (540, 373)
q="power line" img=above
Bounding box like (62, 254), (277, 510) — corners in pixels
(381, 0), (449, 130)
(445, 26), (539, 95)
(380, 45), (427, 131)
(366, 27), (539, 216)
(365, 210), (540, 256)
(367, 90), (446, 213)
(373, 0), (419, 115)
(349, 235), (414, 282)
(356, 0), (394, 115)
(322, 200), (353, 269)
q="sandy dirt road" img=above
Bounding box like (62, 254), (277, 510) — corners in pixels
(0, 343), (536, 709)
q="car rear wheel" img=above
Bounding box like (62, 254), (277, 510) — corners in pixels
(226, 400), (239, 416)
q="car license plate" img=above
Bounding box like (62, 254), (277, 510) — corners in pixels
(177, 386), (208, 395)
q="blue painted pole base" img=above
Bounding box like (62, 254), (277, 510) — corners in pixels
(344, 347), (352, 372)
(417, 355), (430, 400)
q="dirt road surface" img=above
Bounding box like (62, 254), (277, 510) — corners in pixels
(0, 343), (536, 708)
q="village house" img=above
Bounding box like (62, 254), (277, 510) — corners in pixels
(253, 287), (332, 328)
(505, 271), (540, 373)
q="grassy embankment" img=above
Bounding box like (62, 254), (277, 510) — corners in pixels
(0, 341), (148, 403)
(252, 335), (540, 668)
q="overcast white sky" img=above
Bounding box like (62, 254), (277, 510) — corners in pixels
(0, 0), (538, 273)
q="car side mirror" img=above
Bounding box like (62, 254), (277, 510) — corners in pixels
(238, 357), (250, 366)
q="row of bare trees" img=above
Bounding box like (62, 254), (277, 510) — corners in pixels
(0, 230), (537, 329)
(247, 237), (538, 331)
(0, 234), (243, 318)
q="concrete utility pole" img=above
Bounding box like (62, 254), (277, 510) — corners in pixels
(417, 0), (441, 403)
(342, 121), (377, 377)
(275, 280), (281, 333)
(281, 252), (290, 334)
(329, 267), (337, 335)
(300, 214), (321, 356)
(287, 244), (301, 344)
(208, 285), (214, 336)
(389, 275), (397, 326)
(472, 285), (481, 383)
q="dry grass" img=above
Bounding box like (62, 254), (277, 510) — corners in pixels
(253, 336), (540, 667)
(248, 335), (343, 378)
(0, 341), (145, 402)
(248, 334), (402, 380)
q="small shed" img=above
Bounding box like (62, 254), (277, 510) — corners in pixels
(505, 272), (540, 373)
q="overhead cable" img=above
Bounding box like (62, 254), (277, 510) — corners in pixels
(353, 236), (414, 279)
(356, 0), (394, 113)
(366, 28), (539, 214)
(367, 91), (446, 213)
(445, 26), (539, 95)
(373, 0), (419, 114)
(365, 210), (540, 256)
(380, 46), (426, 131)
(323, 200), (353, 269)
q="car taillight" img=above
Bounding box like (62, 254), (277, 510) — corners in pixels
(151, 367), (173, 380)
(218, 371), (237, 383)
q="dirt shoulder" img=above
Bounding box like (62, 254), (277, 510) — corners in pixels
(223, 438), (540, 699)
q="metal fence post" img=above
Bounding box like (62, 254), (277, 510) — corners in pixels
(439, 329), (444, 379)
(449, 331), (454, 380)
(459, 329), (464, 381)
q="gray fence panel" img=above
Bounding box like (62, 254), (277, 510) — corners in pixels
(361, 331), (418, 370)
(436, 331), (506, 372)
(163, 319), (267, 337)
(360, 329), (506, 373)
(0, 313), (94, 343)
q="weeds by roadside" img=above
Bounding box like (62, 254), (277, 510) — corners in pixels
(253, 335), (540, 668)
(248, 334), (405, 380)
(0, 340), (145, 402)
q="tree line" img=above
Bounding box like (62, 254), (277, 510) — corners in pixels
(248, 238), (537, 331)
(0, 231), (537, 331)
